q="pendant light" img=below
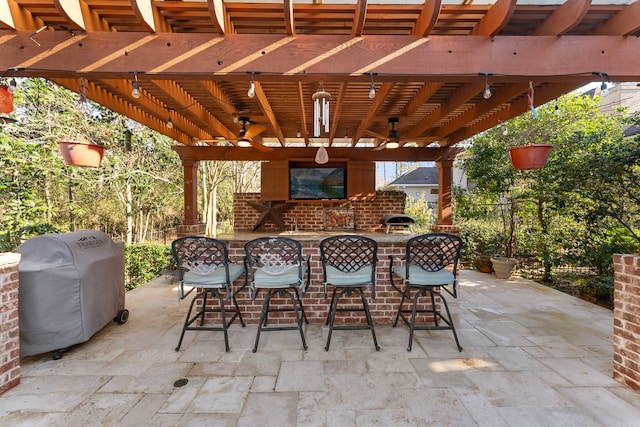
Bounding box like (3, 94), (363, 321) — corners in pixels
(315, 142), (329, 164)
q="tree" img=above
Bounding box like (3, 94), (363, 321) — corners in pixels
(462, 93), (636, 280)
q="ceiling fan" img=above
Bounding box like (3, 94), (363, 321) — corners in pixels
(196, 116), (272, 151)
(365, 117), (441, 150)
(234, 116), (272, 152)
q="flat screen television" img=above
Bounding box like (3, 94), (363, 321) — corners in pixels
(289, 167), (346, 200)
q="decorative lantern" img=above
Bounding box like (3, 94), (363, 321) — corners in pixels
(0, 85), (14, 114)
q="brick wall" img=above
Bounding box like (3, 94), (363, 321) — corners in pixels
(234, 191), (406, 232)
(223, 240), (439, 325)
(0, 253), (20, 395)
(613, 253), (640, 391)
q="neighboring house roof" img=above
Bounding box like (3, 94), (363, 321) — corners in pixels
(388, 167), (438, 187)
(624, 124), (640, 138)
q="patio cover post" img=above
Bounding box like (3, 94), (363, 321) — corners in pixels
(436, 160), (453, 226)
(182, 159), (199, 226)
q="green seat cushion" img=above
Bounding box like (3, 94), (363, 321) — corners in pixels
(183, 262), (245, 287)
(325, 265), (373, 286)
(392, 265), (455, 286)
(253, 264), (306, 288)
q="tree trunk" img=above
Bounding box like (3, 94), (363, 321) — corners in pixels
(125, 179), (133, 244)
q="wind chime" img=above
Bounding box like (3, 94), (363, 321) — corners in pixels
(312, 81), (330, 163)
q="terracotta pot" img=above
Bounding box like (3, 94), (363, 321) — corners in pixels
(509, 144), (553, 170)
(58, 141), (105, 168)
(474, 256), (493, 273)
(0, 85), (13, 114)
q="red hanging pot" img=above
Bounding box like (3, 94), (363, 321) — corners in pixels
(58, 141), (105, 168)
(509, 144), (553, 170)
(0, 85), (13, 114)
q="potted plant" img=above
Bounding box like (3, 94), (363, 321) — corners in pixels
(509, 144), (553, 170)
(507, 85), (553, 170)
(490, 195), (518, 279)
(58, 140), (105, 168)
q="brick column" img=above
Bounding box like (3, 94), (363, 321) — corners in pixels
(0, 253), (21, 395)
(176, 223), (206, 238)
(613, 253), (640, 391)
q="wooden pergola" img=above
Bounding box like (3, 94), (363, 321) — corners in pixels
(2, 0), (639, 227)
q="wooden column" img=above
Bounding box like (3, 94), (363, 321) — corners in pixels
(436, 160), (453, 226)
(182, 159), (199, 225)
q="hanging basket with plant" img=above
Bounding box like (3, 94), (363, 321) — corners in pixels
(508, 82), (553, 170)
(58, 141), (105, 168)
(0, 84), (14, 114)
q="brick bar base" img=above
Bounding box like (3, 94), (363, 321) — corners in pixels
(218, 239), (441, 325)
(0, 253), (21, 395)
(613, 253), (640, 391)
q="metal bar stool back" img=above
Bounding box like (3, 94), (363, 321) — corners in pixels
(320, 235), (380, 351)
(244, 236), (310, 352)
(172, 236), (246, 352)
(389, 233), (463, 352)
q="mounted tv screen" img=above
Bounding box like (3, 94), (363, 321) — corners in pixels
(290, 167), (346, 200)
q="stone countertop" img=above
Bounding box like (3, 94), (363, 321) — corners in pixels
(217, 230), (414, 243)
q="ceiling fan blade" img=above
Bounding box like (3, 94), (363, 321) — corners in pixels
(399, 136), (442, 143)
(248, 138), (274, 152)
(245, 124), (266, 139)
(371, 141), (387, 151)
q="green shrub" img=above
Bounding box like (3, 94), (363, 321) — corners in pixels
(456, 219), (503, 264)
(125, 243), (173, 291)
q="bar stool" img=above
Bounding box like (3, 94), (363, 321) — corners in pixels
(244, 236), (309, 352)
(320, 235), (380, 351)
(389, 233), (463, 352)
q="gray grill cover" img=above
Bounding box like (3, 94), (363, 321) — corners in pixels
(17, 230), (125, 357)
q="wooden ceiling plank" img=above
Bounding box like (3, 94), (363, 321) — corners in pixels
(296, 82), (309, 144)
(253, 80), (285, 145)
(51, 76), (193, 144)
(173, 146), (463, 163)
(591, 0), (640, 36)
(398, 81), (442, 119)
(328, 82), (347, 145)
(150, 79), (236, 140)
(433, 82), (526, 137)
(407, 82), (484, 138)
(352, 81), (395, 145)
(412, 0), (441, 36)
(471, 0), (516, 36)
(446, 82), (584, 146)
(351, 0), (367, 36)
(207, 0), (226, 34)
(1, 0), (45, 30)
(530, 0), (590, 36)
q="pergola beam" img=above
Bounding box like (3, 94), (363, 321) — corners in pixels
(172, 146), (463, 162)
(3, 32), (638, 81)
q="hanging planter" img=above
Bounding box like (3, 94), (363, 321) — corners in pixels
(58, 141), (105, 168)
(509, 144), (552, 170)
(0, 85), (14, 114)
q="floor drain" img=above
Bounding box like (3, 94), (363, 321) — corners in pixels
(173, 378), (189, 387)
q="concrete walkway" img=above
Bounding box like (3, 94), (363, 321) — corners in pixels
(1, 270), (639, 426)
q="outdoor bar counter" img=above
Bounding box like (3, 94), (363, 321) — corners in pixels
(217, 231), (429, 326)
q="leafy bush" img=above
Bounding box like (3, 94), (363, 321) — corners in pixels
(583, 228), (639, 275)
(456, 219), (504, 265)
(125, 243), (173, 291)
